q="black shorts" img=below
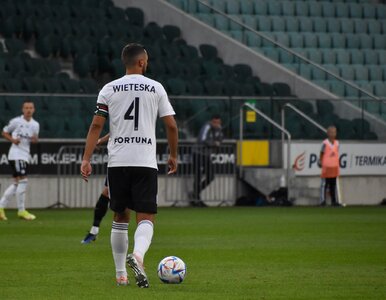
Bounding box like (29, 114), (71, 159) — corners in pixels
(9, 160), (28, 177)
(107, 167), (158, 214)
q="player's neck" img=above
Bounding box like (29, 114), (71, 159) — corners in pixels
(23, 115), (32, 122)
(328, 138), (335, 143)
(126, 69), (143, 76)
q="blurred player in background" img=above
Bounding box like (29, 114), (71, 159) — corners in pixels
(190, 114), (223, 207)
(81, 43), (178, 287)
(320, 125), (341, 206)
(81, 133), (110, 244)
(0, 101), (39, 221)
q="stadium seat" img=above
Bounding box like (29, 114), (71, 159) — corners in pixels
(257, 16), (271, 31)
(367, 20), (381, 34)
(199, 44), (218, 60)
(254, 1), (268, 15)
(373, 34), (386, 49)
(362, 3), (376, 19)
(240, 1), (253, 14)
(321, 50), (336, 64)
(272, 16), (285, 32)
(309, 2), (322, 17)
(285, 17), (299, 32)
(322, 2), (335, 18)
(292, 2), (306, 17)
(335, 3), (349, 18)
(331, 33), (346, 48)
(313, 18), (327, 33)
(299, 17), (313, 32)
(281, 1), (295, 16)
(307, 49), (322, 64)
(327, 18), (341, 34)
(304, 33), (318, 48)
(351, 49), (365, 64)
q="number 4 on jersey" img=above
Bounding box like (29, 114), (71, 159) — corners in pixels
(124, 97), (139, 131)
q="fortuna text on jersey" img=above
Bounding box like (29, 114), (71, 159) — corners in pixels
(114, 136), (152, 145)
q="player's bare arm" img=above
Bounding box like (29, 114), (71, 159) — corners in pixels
(31, 135), (39, 143)
(2, 131), (20, 145)
(81, 115), (106, 181)
(97, 133), (110, 145)
(163, 115), (178, 175)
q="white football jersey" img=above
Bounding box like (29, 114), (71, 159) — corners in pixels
(96, 74), (175, 169)
(3, 115), (40, 162)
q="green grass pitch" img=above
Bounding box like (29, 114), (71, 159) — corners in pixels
(1, 207), (386, 300)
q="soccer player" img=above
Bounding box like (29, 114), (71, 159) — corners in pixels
(81, 133), (110, 244)
(0, 100), (39, 221)
(80, 43), (178, 287)
(319, 125), (341, 206)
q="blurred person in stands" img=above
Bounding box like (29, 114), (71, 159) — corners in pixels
(0, 100), (39, 221)
(319, 125), (341, 207)
(190, 114), (223, 207)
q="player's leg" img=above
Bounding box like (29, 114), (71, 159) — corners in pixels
(127, 167), (157, 288)
(0, 180), (18, 221)
(319, 178), (327, 206)
(108, 167), (130, 286)
(81, 184), (110, 244)
(329, 178), (339, 206)
(0, 160), (20, 220)
(15, 161), (35, 220)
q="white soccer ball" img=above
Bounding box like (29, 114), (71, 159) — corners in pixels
(157, 256), (187, 284)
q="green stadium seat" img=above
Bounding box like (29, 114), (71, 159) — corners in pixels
(199, 44), (218, 60)
(322, 2), (335, 18)
(363, 50), (378, 65)
(299, 64), (312, 79)
(322, 50), (336, 64)
(162, 25), (181, 42)
(267, 1), (281, 15)
(358, 81), (374, 97)
(329, 81), (345, 97)
(382, 21), (386, 35)
(350, 49), (364, 64)
(272, 16), (285, 32)
(42, 78), (63, 93)
(362, 4), (376, 19)
(273, 82), (291, 96)
(274, 32), (289, 47)
(299, 17), (313, 32)
(186, 81), (204, 95)
(340, 65), (355, 80)
(327, 18), (341, 33)
(373, 34), (386, 49)
(257, 16), (271, 31)
(359, 34), (373, 49)
(255, 82), (274, 96)
(354, 20), (367, 35)
(279, 49), (294, 64)
(314, 80), (330, 91)
(167, 78), (187, 95)
(346, 34), (360, 49)
(373, 81), (386, 96)
(376, 5), (386, 19)
(281, 1), (295, 16)
(354, 65), (369, 81)
(214, 15), (229, 31)
(59, 78), (82, 93)
(307, 49), (322, 64)
(263, 48), (279, 62)
(309, 2), (322, 17)
(23, 77), (44, 92)
(225, 0), (239, 14)
(254, 1), (267, 15)
(204, 80), (223, 95)
(304, 33), (317, 48)
(335, 3), (349, 18)
(240, 1), (253, 14)
(242, 15), (257, 30)
(334, 49), (351, 65)
(246, 32), (261, 47)
(318, 33), (332, 48)
(316, 100), (334, 115)
(295, 2), (309, 17)
(379, 50), (386, 65)
(289, 33), (304, 48)
(341, 19), (354, 34)
(125, 7), (144, 26)
(285, 17), (299, 32)
(312, 67), (326, 80)
(313, 18), (327, 33)
(79, 78), (98, 93)
(350, 4), (362, 18)
(367, 20), (381, 34)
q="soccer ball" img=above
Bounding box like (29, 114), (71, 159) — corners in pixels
(157, 256), (187, 284)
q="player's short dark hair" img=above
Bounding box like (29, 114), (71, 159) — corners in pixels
(211, 114), (221, 120)
(121, 43), (146, 67)
(23, 100), (34, 105)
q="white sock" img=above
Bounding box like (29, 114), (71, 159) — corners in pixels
(90, 226), (99, 235)
(111, 222), (128, 278)
(133, 220), (154, 264)
(16, 179), (28, 212)
(0, 183), (18, 208)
